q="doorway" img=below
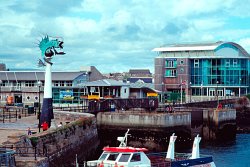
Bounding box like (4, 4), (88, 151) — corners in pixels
(14, 94), (22, 104)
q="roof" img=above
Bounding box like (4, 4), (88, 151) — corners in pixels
(127, 77), (153, 83)
(130, 82), (160, 93)
(130, 82), (154, 89)
(79, 79), (129, 87)
(0, 71), (84, 81)
(129, 69), (151, 75)
(103, 147), (148, 153)
(152, 41), (249, 56)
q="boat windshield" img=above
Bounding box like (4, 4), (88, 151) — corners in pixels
(107, 153), (119, 161)
(118, 153), (131, 162)
(98, 153), (109, 161)
(130, 153), (141, 162)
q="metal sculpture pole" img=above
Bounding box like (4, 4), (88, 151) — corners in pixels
(38, 35), (65, 127)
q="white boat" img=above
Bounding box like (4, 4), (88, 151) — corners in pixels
(87, 130), (216, 167)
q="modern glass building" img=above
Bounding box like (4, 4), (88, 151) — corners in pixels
(153, 41), (250, 103)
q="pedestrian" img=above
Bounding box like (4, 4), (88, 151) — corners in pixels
(27, 127), (32, 135)
(42, 121), (48, 131)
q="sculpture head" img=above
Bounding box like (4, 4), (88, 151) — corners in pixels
(39, 35), (65, 59)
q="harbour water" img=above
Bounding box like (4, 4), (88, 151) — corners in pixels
(70, 134), (250, 166)
(200, 134), (250, 167)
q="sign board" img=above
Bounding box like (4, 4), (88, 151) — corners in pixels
(147, 92), (158, 97)
(60, 90), (74, 100)
(88, 95), (100, 100)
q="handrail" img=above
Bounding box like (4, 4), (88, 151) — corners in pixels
(0, 146), (47, 161)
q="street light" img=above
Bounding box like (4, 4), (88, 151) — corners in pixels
(37, 80), (42, 132)
(161, 82), (164, 104)
(239, 78), (242, 97)
(0, 80), (2, 106)
(200, 81), (203, 102)
(216, 81), (219, 107)
(189, 82), (192, 103)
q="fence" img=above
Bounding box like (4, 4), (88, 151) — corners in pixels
(0, 106), (37, 123)
(54, 98), (159, 113)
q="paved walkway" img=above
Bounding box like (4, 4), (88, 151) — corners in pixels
(0, 115), (44, 144)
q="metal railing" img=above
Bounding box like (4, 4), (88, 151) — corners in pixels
(0, 145), (48, 162)
(54, 98), (159, 113)
(0, 107), (37, 123)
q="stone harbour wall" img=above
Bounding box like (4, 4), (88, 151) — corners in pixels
(97, 112), (191, 130)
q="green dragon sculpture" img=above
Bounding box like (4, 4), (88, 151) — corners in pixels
(38, 35), (65, 66)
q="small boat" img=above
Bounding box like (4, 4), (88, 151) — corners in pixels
(87, 129), (216, 167)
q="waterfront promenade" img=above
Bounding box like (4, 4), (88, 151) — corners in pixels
(0, 114), (67, 145)
(0, 115), (38, 144)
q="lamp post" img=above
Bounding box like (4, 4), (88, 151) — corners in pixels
(37, 80), (42, 132)
(0, 80), (2, 106)
(239, 78), (242, 97)
(200, 82), (203, 102)
(161, 82), (164, 104)
(189, 82), (192, 103)
(216, 81), (219, 107)
(180, 79), (183, 105)
(0, 79), (3, 106)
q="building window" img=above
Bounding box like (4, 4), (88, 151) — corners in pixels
(233, 59), (237, 67)
(180, 60), (184, 65)
(59, 81), (65, 87)
(168, 60), (174, 67)
(25, 81), (35, 87)
(194, 59), (199, 68)
(54, 81), (59, 87)
(1, 81), (9, 87)
(165, 59), (177, 68)
(165, 69), (177, 77)
(65, 81), (72, 86)
(54, 81), (68, 87)
(225, 59), (230, 67)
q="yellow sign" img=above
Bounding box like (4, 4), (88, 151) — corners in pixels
(147, 92), (158, 97)
(88, 95), (100, 100)
(63, 96), (74, 100)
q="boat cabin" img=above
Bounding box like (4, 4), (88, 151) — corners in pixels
(87, 147), (151, 167)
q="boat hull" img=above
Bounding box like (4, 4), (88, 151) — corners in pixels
(171, 157), (216, 167)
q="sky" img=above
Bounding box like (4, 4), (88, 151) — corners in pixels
(1, 0), (250, 74)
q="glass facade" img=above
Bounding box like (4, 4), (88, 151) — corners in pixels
(154, 42), (250, 103)
(190, 58), (248, 86)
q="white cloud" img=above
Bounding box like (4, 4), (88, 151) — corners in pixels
(1, 0), (250, 73)
(238, 38), (250, 53)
